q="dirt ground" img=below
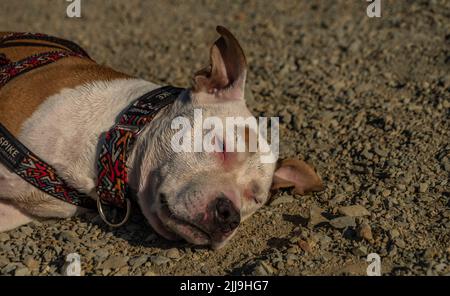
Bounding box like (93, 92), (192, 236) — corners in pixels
(0, 0), (449, 276)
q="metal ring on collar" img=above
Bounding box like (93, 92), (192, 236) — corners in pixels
(97, 197), (131, 228)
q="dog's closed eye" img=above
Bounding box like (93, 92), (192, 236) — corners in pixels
(244, 182), (263, 204)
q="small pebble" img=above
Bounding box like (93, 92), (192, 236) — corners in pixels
(308, 205), (329, 227)
(253, 265), (268, 276)
(0, 233), (9, 242)
(270, 196), (295, 206)
(99, 256), (129, 270)
(352, 246), (367, 257)
(129, 255), (148, 269)
(24, 256), (40, 271)
(144, 270), (157, 276)
(338, 205), (370, 217)
(419, 182), (429, 193)
(260, 261), (274, 275)
(150, 255), (170, 266)
(329, 216), (356, 229)
(166, 248), (181, 259)
(94, 249), (110, 261)
(395, 239), (406, 249)
(357, 223), (373, 241)
(15, 267), (31, 276)
(298, 240), (312, 253)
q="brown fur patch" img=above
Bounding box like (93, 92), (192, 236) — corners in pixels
(0, 32), (131, 136)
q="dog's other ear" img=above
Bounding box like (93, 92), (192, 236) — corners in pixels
(193, 26), (247, 100)
(271, 159), (324, 195)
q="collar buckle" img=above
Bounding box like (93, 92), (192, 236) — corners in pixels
(97, 197), (131, 227)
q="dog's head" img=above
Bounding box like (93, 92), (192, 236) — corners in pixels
(133, 26), (323, 249)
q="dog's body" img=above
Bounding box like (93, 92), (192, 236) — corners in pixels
(0, 28), (323, 249)
(0, 32), (162, 225)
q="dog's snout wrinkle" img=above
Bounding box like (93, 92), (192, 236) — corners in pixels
(159, 193), (168, 205)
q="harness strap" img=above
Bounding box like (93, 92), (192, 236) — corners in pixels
(0, 123), (96, 208)
(0, 32), (94, 209)
(0, 33), (90, 87)
(0, 50), (87, 87)
(0, 32), (90, 57)
(0, 53), (11, 66)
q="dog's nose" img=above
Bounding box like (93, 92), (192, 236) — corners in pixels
(214, 196), (240, 233)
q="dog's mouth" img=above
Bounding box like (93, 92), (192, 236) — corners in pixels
(148, 194), (211, 245)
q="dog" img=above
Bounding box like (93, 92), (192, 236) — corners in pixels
(0, 26), (323, 249)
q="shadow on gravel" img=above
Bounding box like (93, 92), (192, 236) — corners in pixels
(282, 214), (309, 226)
(77, 205), (203, 251)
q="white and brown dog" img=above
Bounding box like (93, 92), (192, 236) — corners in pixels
(0, 26), (323, 249)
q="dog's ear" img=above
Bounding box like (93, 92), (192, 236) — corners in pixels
(271, 159), (324, 195)
(193, 26), (247, 100)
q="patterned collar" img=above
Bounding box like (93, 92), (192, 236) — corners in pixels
(96, 86), (184, 226)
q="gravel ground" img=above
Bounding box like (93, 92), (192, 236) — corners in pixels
(0, 0), (449, 276)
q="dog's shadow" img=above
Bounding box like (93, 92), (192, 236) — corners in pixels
(76, 205), (206, 252)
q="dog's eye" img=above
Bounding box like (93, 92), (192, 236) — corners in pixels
(244, 183), (263, 204)
(253, 196), (262, 204)
(251, 184), (263, 204)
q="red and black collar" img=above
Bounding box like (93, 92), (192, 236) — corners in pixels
(96, 85), (184, 226)
(0, 32), (184, 227)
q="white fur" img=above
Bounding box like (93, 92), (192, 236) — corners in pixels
(0, 201), (33, 232)
(0, 78), (159, 219)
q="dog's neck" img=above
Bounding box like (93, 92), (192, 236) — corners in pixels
(126, 92), (188, 200)
(19, 78), (161, 198)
